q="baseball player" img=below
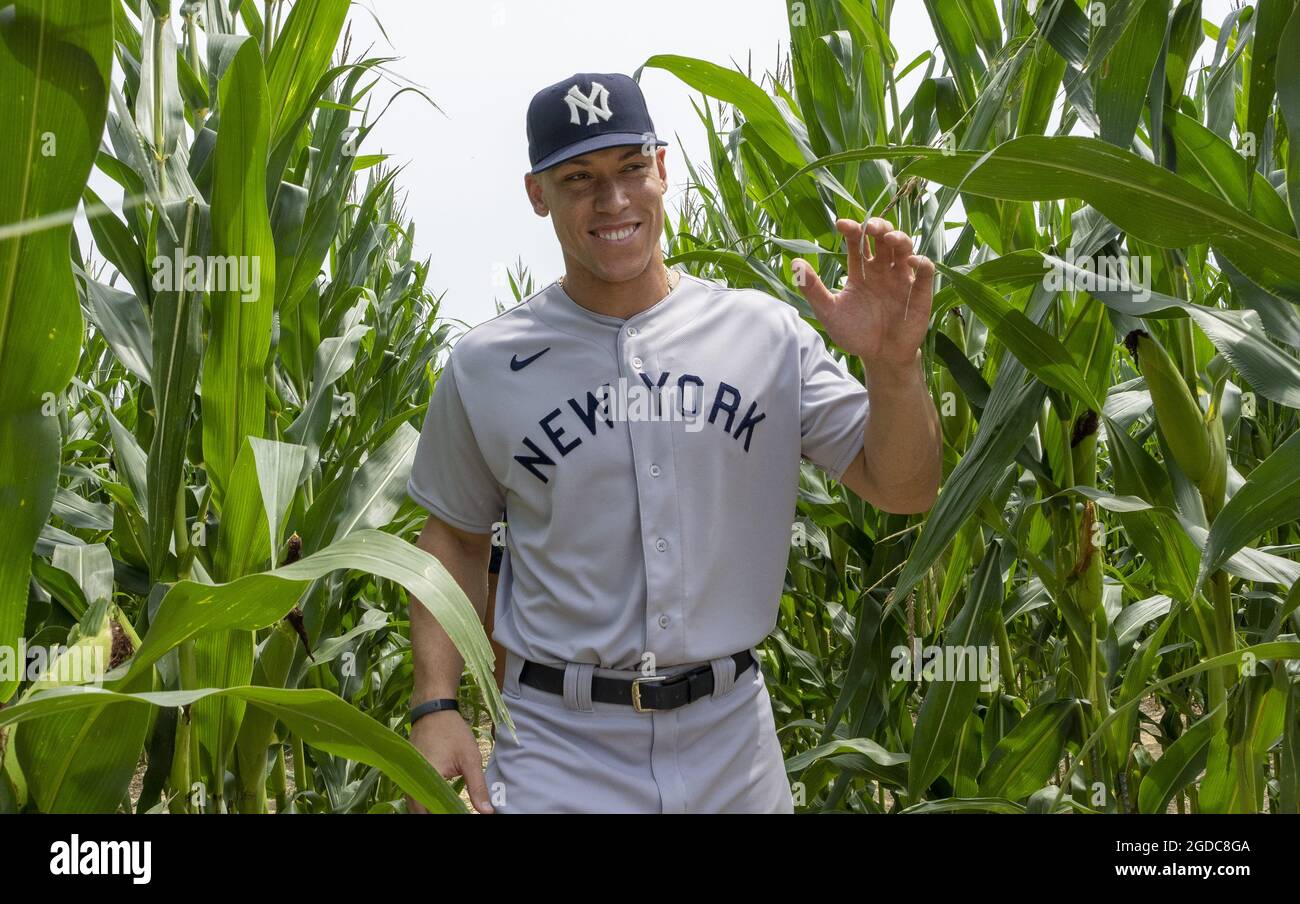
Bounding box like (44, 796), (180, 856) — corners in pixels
(405, 72), (940, 814)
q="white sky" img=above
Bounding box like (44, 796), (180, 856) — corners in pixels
(345, 0), (1235, 329)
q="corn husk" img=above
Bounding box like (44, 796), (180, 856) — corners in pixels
(1125, 330), (1210, 481)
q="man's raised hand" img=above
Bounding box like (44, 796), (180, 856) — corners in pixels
(792, 217), (934, 370)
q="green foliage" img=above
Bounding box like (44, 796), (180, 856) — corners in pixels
(0, 0), (481, 813)
(652, 0), (1300, 813)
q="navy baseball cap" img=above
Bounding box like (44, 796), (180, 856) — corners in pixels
(526, 72), (668, 174)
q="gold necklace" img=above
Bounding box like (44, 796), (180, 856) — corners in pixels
(559, 267), (679, 293)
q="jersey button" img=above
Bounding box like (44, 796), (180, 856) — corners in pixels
(649, 464), (661, 477)
(658, 614), (670, 629)
(631, 356), (643, 369)
(626, 326), (638, 336)
(655, 538), (668, 552)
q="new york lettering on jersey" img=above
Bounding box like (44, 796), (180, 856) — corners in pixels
(407, 267), (871, 671)
(511, 368), (768, 483)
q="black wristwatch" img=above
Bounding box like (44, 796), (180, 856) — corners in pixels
(410, 698), (460, 726)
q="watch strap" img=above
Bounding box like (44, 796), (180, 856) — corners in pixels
(410, 697), (459, 725)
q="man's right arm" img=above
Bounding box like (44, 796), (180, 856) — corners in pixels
(411, 512), (493, 700)
(408, 512), (496, 814)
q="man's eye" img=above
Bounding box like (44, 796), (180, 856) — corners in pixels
(566, 173), (589, 182)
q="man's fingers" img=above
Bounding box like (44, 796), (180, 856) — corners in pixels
(907, 254), (935, 317)
(462, 757), (495, 814)
(836, 217), (896, 286)
(857, 218), (872, 266)
(834, 218), (866, 286)
(882, 230), (913, 268)
(406, 793), (429, 815)
(792, 258), (837, 326)
(859, 217), (888, 262)
(862, 218), (892, 270)
(864, 216), (891, 251)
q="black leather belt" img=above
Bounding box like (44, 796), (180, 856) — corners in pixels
(519, 650), (755, 712)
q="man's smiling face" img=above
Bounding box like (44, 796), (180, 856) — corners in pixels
(526, 143), (668, 283)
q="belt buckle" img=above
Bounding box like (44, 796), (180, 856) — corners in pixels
(630, 674), (667, 713)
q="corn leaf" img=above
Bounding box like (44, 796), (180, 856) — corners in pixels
(908, 538), (1006, 799)
(1244, 0), (1296, 191)
(1137, 704), (1222, 812)
(0, 0), (112, 703)
(979, 698), (1077, 800)
(0, 684), (465, 813)
(1278, 5), (1300, 232)
(1197, 430), (1300, 589)
(939, 263), (1104, 412)
(777, 137), (1300, 298)
(146, 198), (207, 579)
(1092, 0), (1168, 149)
(117, 529), (512, 736)
(201, 37), (275, 504)
(14, 669), (154, 813)
(265, 0), (350, 151)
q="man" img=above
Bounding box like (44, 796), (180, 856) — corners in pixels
(405, 72), (940, 814)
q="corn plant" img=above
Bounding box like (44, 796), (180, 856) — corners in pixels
(5, 0), (1300, 817)
(0, 0), (508, 813)
(651, 0), (1300, 812)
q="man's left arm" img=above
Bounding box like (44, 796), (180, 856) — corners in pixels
(793, 217), (942, 514)
(838, 351), (941, 513)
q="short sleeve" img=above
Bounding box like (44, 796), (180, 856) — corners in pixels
(796, 315), (870, 481)
(407, 351), (506, 533)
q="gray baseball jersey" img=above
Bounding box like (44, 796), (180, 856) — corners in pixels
(407, 266), (871, 812)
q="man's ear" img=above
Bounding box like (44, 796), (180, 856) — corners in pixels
(524, 172), (548, 216)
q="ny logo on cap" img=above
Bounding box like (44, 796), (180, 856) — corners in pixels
(564, 81), (613, 125)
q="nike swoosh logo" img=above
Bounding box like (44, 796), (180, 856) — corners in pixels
(510, 347), (551, 371)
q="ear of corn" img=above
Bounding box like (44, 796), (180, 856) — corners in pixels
(1199, 358), (1233, 522)
(1125, 330), (1212, 482)
(24, 598), (114, 695)
(1070, 409), (1099, 486)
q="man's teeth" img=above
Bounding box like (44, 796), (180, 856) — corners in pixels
(595, 224), (638, 241)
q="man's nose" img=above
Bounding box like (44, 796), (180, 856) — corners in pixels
(593, 177), (630, 211)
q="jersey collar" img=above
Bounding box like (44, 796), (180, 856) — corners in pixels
(539, 265), (693, 340)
